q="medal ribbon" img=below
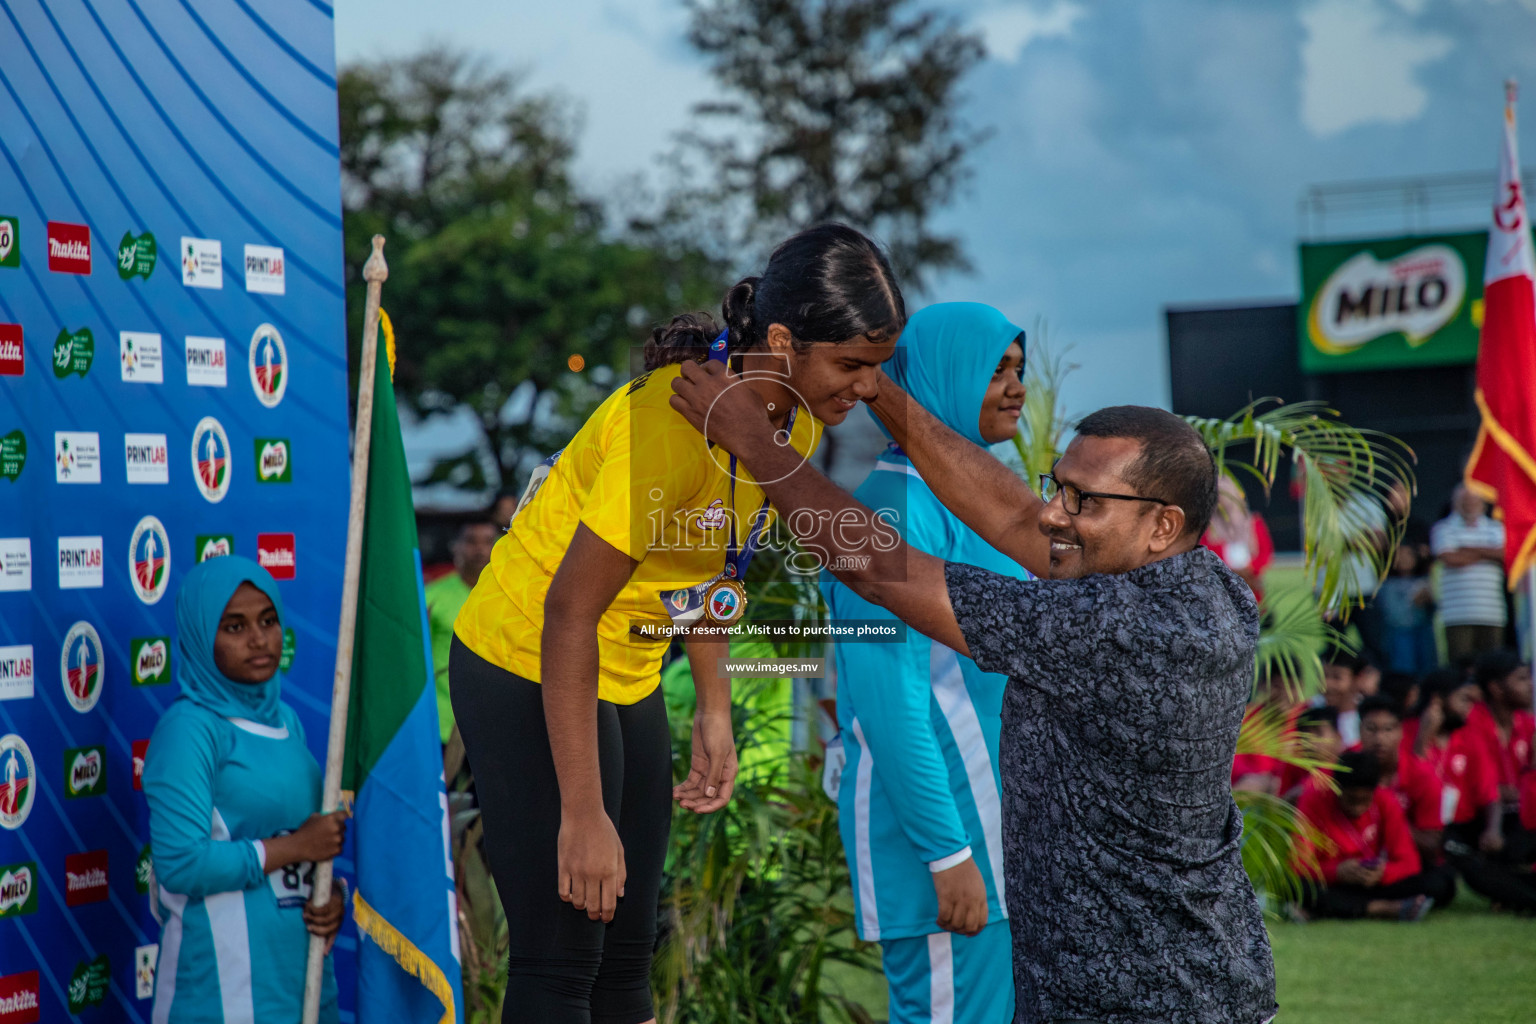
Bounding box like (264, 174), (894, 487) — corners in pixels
(714, 330), (794, 582)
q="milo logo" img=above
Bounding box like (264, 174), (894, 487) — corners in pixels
(196, 534), (233, 562)
(135, 845), (152, 894)
(64, 745), (106, 798)
(117, 230), (157, 280)
(0, 216), (16, 268)
(68, 955), (110, 1014)
(255, 438), (291, 483)
(52, 327), (94, 379)
(0, 862), (37, 917)
(131, 637), (171, 685)
(0, 430), (23, 482)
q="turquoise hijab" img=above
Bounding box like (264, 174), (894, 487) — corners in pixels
(882, 302), (1025, 446)
(175, 555), (286, 727)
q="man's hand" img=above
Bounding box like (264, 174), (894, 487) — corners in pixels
(1335, 859), (1385, 887)
(670, 359), (775, 456)
(302, 887), (346, 956)
(674, 710), (738, 814)
(1480, 825), (1505, 854)
(932, 856), (988, 936)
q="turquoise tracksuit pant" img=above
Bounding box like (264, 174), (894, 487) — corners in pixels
(881, 920), (1013, 1024)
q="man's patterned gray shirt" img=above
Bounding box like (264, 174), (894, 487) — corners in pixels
(944, 546), (1277, 1024)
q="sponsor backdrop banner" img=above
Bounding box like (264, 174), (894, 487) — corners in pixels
(0, 4), (355, 1021)
(1298, 231), (1488, 374)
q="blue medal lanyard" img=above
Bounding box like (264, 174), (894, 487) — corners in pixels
(711, 330), (795, 581)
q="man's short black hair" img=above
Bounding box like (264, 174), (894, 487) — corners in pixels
(457, 512), (498, 538)
(1337, 749), (1381, 792)
(1296, 705), (1339, 732)
(1357, 694), (1403, 722)
(1322, 647), (1356, 670)
(1074, 406), (1218, 538)
(1474, 648), (1524, 692)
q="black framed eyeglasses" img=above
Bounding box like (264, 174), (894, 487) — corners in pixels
(1037, 472), (1170, 516)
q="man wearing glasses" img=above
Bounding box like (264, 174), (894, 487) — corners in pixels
(669, 359), (1276, 1024)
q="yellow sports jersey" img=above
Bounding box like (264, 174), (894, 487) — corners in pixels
(454, 362), (820, 704)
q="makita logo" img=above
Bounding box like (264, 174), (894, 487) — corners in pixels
(0, 330), (20, 377)
(132, 739), (149, 791)
(64, 850), (109, 906)
(0, 969), (40, 1023)
(47, 222), (91, 275)
(257, 533), (296, 579)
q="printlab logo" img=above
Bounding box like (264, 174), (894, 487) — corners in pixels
(255, 438), (291, 482)
(244, 244), (285, 294)
(47, 221), (91, 274)
(0, 969), (40, 1024)
(0, 538), (31, 593)
(0, 216), (18, 268)
(64, 852), (109, 908)
(0, 324), (21, 377)
(135, 944), (158, 1001)
(120, 331), (164, 383)
(131, 637), (171, 685)
(132, 741), (149, 792)
(52, 326), (94, 379)
(195, 534), (233, 562)
(60, 620), (105, 713)
(0, 733), (37, 831)
(54, 431), (102, 484)
(117, 229), (157, 280)
(249, 323), (287, 407)
(191, 416), (232, 502)
(181, 235), (222, 288)
(63, 745), (107, 799)
(0, 431), (23, 482)
(67, 954), (110, 1013)
(57, 536), (104, 590)
(0, 646), (33, 702)
(185, 335), (227, 387)
(257, 533), (296, 579)
(130, 515), (171, 605)
(0, 863), (37, 919)
(125, 433), (170, 484)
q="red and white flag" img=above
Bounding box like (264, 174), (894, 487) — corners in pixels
(1467, 80), (1536, 587)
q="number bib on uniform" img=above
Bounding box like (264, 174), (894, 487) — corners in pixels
(267, 829), (315, 909)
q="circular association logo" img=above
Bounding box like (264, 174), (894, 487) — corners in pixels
(191, 416), (231, 503)
(129, 515), (171, 605)
(669, 590), (691, 612)
(707, 585), (742, 623)
(249, 323), (287, 408)
(61, 621), (105, 714)
(0, 733), (37, 830)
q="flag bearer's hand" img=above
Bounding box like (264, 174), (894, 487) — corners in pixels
(303, 888), (346, 955)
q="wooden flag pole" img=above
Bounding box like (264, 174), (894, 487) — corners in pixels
(302, 234), (388, 1024)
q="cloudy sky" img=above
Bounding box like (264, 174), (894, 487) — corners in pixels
(334, 0), (1536, 417)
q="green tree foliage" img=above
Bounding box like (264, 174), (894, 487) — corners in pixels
(339, 48), (727, 490)
(659, 0), (988, 288)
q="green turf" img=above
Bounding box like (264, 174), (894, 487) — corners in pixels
(821, 888), (1534, 1023)
(1269, 888), (1536, 1023)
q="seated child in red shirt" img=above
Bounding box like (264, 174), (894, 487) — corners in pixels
(1293, 750), (1436, 921)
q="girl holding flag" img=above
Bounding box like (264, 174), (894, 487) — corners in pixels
(143, 555), (349, 1023)
(451, 223), (906, 1024)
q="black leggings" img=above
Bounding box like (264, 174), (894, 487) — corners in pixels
(450, 638), (673, 1024)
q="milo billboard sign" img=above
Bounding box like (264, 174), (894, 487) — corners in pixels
(1298, 232), (1486, 373)
(64, 745), (107, 798)
(131, 636), (171, 685)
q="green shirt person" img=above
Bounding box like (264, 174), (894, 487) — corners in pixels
(426, 516), (497, 744)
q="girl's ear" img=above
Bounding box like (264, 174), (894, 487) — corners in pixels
(764, 323), (795, 355)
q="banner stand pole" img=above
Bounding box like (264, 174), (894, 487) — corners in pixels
(302, 234), (388, 1024)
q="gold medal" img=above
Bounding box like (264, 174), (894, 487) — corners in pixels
(703, 578), (747, 625)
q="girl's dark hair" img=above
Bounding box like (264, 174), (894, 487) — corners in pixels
(643, 223), (906, 370)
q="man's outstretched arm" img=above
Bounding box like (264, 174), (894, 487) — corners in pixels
(670, 361), (969, 656)
(865, 371), (1050, 578)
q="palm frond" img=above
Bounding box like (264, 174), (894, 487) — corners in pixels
(1011, 319), (1076, 486)
(1254, 590), (1351, 703)
(1234, 789), (1327, 909)
(1184, 399), (1416, 617)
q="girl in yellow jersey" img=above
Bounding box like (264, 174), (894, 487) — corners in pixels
(451, 224), (907, 1024)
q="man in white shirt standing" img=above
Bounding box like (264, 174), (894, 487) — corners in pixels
(1431, 485), (1507, 666)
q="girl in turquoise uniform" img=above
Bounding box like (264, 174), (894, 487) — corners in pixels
(143, 555), (349, 1023)
(822, 303), (1029, 1024)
